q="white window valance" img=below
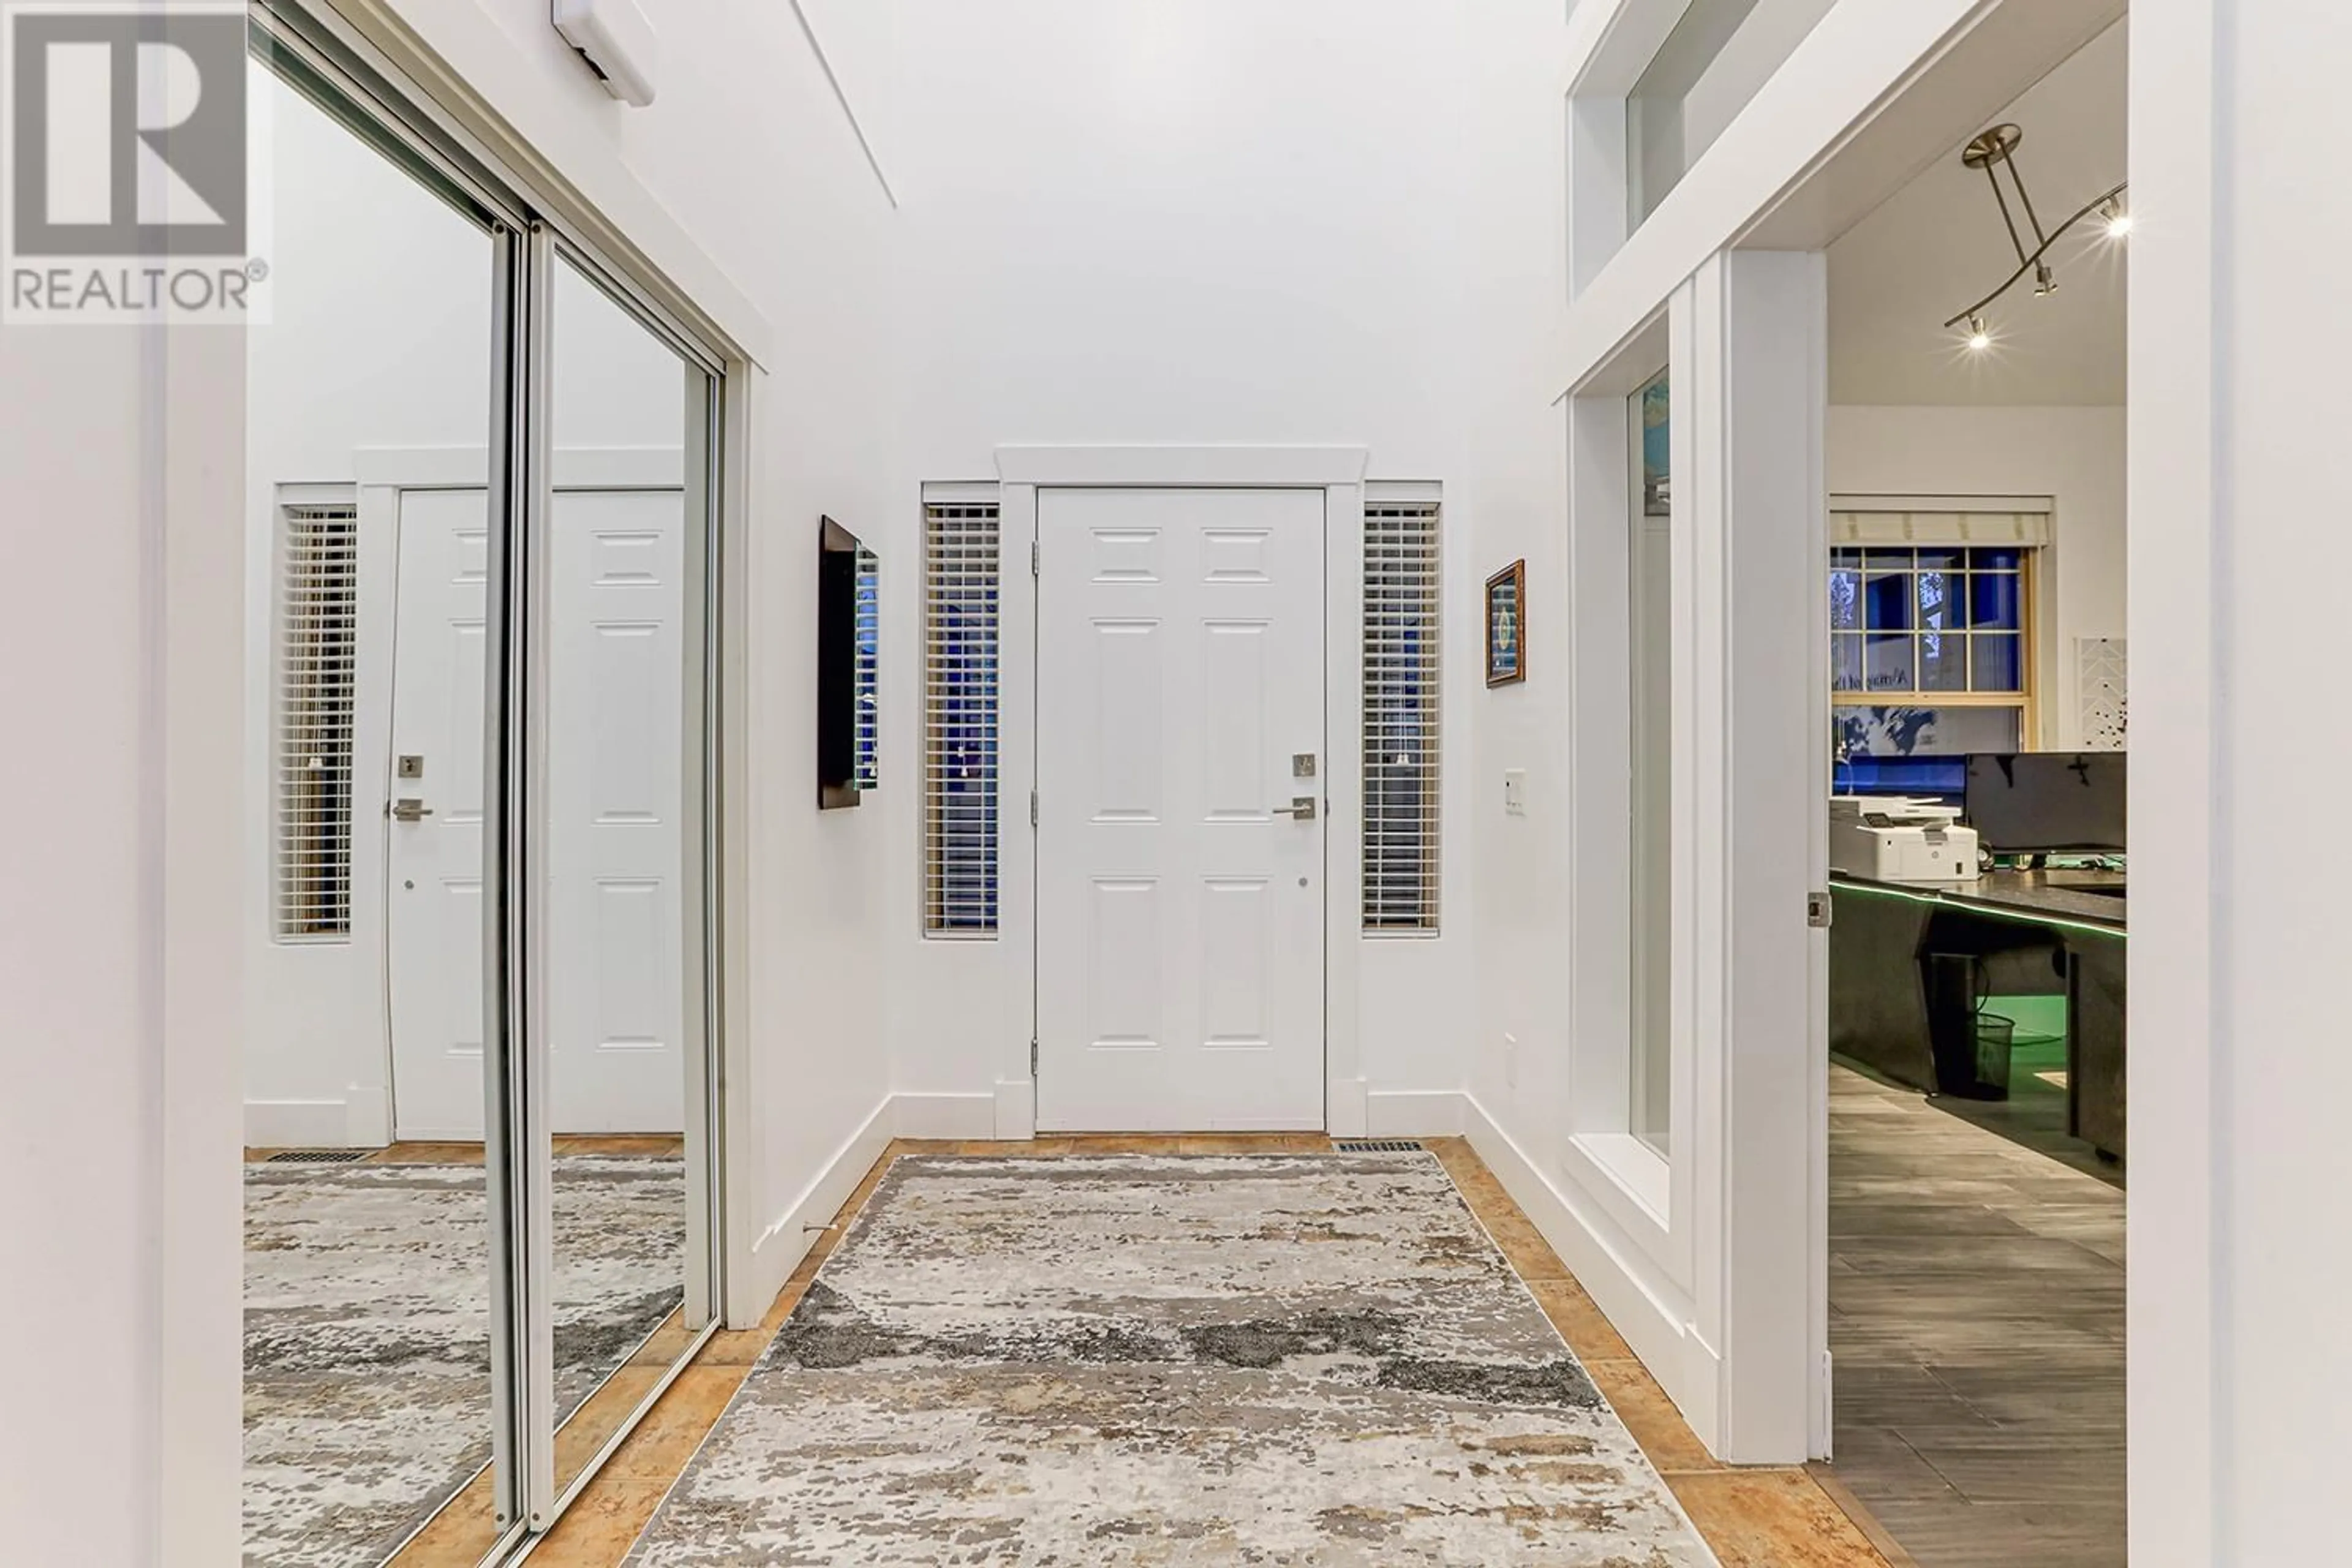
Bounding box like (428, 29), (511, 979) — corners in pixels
(1831, 507), (2052, 548)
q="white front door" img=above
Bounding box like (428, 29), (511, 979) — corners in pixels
(385, 484), (685, 1140)
(386, 488), (491, 1140)
(544, 488), (687, 1134)
(1035, 488), (1327, 1132)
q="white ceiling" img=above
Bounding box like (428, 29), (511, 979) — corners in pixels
(1827, 20), (2126, 406)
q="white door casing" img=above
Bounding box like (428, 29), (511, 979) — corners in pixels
(386, 479), (686, 1140)
(386, 488), (492, 1140)
(544, 488), (687, 1134)
(1034, 487), (1327, 1133)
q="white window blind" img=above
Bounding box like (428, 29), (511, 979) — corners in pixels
(924, 500), (1000, 935)
(274, 503), (359, 941)
(854, 545), (880, 793)
(1362, 501), (1442, 932)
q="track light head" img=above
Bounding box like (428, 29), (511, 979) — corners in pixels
(2101, 198), (2133, 238)
(1964, 315), (1991, 352)
(2034, 261), (2057, 297)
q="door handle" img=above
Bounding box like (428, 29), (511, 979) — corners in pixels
(1276, 795), (1317, 821)
(390, 797), (434, 823)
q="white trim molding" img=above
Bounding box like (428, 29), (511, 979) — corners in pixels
(1365, 1088), (1464, 1138)
(739, 1093), (894, 1327)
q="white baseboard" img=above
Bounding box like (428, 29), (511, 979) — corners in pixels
(1326, 1075), (1368, 1137)
(1365, 1090), (1466, 1136)
(1458, 1091), (1722, 1455)
(894, 1091), (998, 1139)
(244, 1098), (352, 1148)
(739, 1093), (895, 1329)
(344, 1085), (390, 1147)
(993, 1077), (1035, 1140)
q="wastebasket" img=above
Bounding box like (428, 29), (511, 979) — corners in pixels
(1924, 952), (2011, 1100)
(1972, 1012), (2016, 1099)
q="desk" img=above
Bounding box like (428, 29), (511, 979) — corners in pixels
(1830, 870), (2126, 1159)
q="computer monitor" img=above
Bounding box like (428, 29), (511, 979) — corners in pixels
(1962, 752), (2127, 854)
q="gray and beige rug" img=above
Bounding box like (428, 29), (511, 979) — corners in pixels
(627, 1152), (1714, 1566)
(243, 1155), (687, 1567)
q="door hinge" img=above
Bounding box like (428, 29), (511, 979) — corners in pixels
(1030, 540), (1040, 577)
(1030, 1038), (1039, 1076)
(1030, 788), (1039, 827)
(1807, 889), (1833, 929)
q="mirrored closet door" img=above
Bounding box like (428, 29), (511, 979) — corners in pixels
(239, 33), (511, 1566)
(529, 250), (720, 1513)
(241, 7), (728, 1561)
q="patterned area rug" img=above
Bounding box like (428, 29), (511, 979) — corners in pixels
(627, 1153), (1714, 1566)
(243, 1156), (687, 1567)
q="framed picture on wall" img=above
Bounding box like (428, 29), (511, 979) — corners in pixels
(1486, 560), (1526, 687)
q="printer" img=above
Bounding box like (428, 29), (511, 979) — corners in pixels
(1829, 796), (1980, 886)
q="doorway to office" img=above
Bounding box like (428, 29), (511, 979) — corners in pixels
(1806, 16), (2130, 1566)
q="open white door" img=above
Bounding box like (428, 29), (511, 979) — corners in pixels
(385, 488), (491, 1140)
(1034, 487), (1326, 1132)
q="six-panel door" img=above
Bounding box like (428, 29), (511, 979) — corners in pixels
(1035, 488), (1327, 1132)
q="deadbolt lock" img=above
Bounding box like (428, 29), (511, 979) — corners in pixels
(397, 754), (426, 779)
(1293, 753), (1317, 778)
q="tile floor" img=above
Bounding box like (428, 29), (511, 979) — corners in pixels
(1819, 1066), (2125, 1567)
(513, 1134), (1896, 1567)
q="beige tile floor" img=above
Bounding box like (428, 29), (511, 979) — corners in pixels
(504, 1134), (1896, 1567)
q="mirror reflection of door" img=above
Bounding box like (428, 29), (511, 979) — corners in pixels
(385, 488), (490, 1140)
(380, 473), (689, 1142)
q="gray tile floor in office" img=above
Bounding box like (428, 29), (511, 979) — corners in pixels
(1822, 1065), (2125, 1568)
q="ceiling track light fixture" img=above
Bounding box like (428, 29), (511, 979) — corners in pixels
(1942, 122), (2128, 345)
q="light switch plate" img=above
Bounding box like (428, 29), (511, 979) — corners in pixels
(1503, 769), (1527, 816)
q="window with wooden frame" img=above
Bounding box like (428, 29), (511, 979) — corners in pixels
(1363, 499), (1442, 932)
(923, 499), (1000, 934)
(1831, 507), (2046, 762)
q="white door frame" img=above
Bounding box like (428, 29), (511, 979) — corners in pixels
(992, 447), (1371, 1139)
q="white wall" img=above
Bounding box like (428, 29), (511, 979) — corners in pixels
(0, 301), (245, 1561)
(242, 65), (687, 1145)
(2129, 1), (2352, 1559)
(1828, 403), (2127, 749)
(875, 0), (1572, 1129)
